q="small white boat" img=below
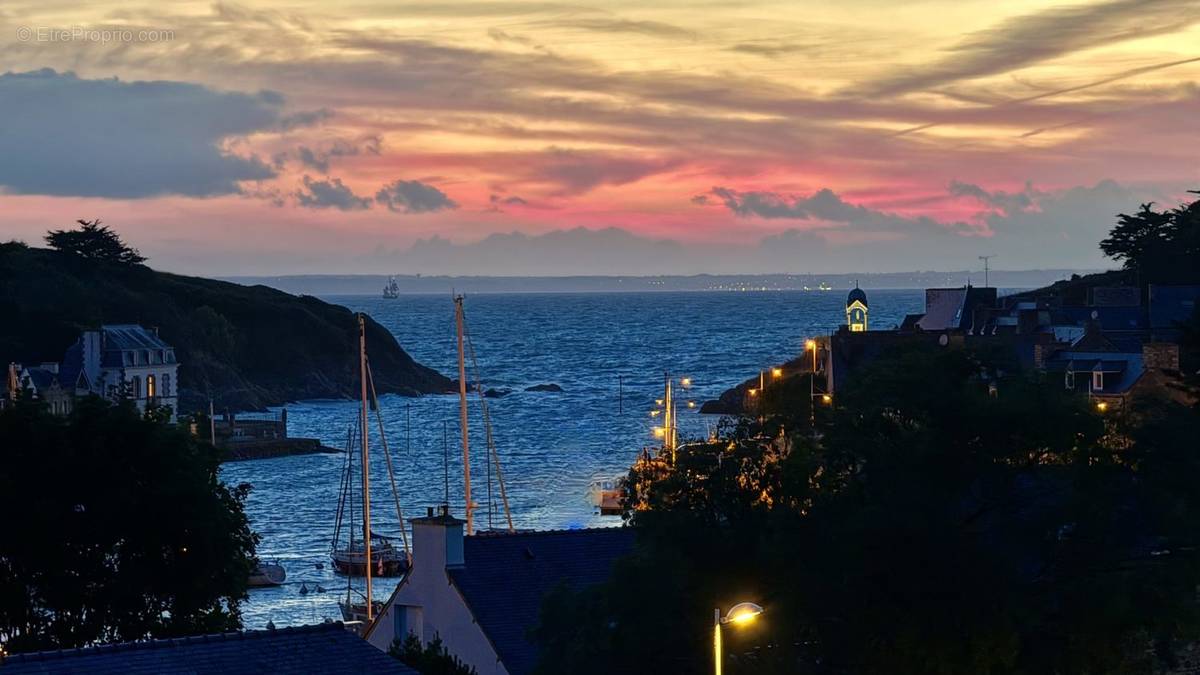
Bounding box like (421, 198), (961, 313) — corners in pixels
(248, 561), (286, 587)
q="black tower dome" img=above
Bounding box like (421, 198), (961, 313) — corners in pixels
(847, 282), (868, 308)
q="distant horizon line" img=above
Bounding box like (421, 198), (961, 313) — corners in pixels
(224, 268), (1106, 281)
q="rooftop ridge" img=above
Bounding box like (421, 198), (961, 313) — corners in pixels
(468, 525), (629, 539)
(3, 622), (346, 663)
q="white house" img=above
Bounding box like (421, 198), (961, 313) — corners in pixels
(365, 507), (634, 675)
(61, 324), (180, 419)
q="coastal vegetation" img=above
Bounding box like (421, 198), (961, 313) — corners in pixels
(0, 222), (452, 412)
(533, 194), (1200, 674)
(0, 397), (258, 652)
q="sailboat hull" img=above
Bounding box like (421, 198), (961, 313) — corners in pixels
(330, 543), (409, 577)
(330, 556), (408, 577)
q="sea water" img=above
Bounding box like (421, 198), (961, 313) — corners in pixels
(221, 290), (926, 627)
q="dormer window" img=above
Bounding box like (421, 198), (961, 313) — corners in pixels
(1092, 371), (1104, 392)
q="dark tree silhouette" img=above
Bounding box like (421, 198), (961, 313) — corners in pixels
(0, 398), (257, 652)
(534, 346), (1200, 674)
(1100, 193), (1200, 283)
(44, 219), (146, 265)
(390, 633), (479, 675)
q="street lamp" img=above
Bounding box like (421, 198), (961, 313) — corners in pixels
(713, 602), (764, 675)
(806, 339), (820, 426)
(771, 367), (783, 379)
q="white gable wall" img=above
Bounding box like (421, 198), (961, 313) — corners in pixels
(366, 514), (510, 675)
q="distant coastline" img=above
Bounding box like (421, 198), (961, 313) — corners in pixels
(225, 269), (1102, 296)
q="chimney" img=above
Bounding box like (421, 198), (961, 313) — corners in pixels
(411, 505), (465, 571)
(81, 330), (103, 387)
(1142, 343), (1180, 372)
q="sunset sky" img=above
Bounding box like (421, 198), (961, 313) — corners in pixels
(1, 0), (1198, 275)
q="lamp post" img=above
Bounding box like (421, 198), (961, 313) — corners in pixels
(805, 339), (818, 427)
(713, 602), (764, 675)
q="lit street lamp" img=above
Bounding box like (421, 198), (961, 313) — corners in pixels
(713, 602), (764, 675)
(806, 339), (819, 426)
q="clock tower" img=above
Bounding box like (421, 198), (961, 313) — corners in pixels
(846, 283), (868, 332)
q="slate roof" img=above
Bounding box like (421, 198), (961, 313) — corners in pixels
(0, 622), (415, 674)
(1050, 306), (1145, 331)
(21, 368), (59, 392)
(100, 324), (172, 352)
(94, 325), (176, 368)
(1043, 351), (1145, 394)
(916, 288), (968, 331)
(1148, 285), (1200, 329)
(448, 527), (635, 675)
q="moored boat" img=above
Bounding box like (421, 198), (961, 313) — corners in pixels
(247, 561), (286, 587)
(588, 476), (624, 516)
(331, 534), (408, 577)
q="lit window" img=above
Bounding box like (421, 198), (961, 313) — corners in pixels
(146, 374), (156, 398)
(1092, 371), (1103, 392)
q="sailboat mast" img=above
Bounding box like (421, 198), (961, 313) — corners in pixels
(358, 314), (373, 622)
(454, 296), (474, 535)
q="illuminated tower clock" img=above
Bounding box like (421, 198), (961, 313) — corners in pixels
(846, 283), (868, 332)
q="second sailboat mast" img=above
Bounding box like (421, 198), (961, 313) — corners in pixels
(358, 314), (373, 621)
(454, 296), (474, 535)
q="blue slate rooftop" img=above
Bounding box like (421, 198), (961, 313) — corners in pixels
(1149, 285), (1200, 329)
(0, 622), (415, 674)
(449, 527), (635, 675)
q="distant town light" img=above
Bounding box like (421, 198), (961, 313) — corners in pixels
(653, 426), (666, 438)
(650, 410), (660, 417)
(771, 368), (783, 378)
(687, 401), (696, 408)
(655, 399), (664, 406)
(681, 377), (693, 387)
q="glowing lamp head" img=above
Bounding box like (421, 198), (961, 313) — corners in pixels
(771, 368), (783, 378)
(1096, 401), (1109, 413)
(681, 377), (692, 387)
(722, 602), (764, 625)
(821, 394), (833, 404)
(655, 399), (664, 406)
(805, 339), (817, 351)
(650, 410), (660, 417)
(687, 401), (696, 408)
(748, 388), (758, 397)
(653, 426), (666, 438)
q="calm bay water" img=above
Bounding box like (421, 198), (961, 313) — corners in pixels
(221, 290), (924, 627)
